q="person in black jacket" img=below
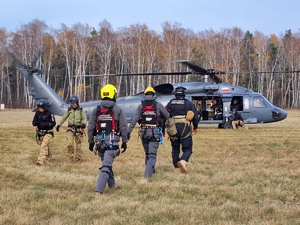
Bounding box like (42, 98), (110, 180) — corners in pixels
(32, 99), (56, 166)
(165, 86), (199, 174)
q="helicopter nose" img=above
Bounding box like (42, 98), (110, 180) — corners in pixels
(272, 108), (287, 121)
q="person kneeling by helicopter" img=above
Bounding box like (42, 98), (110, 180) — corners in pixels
(231, 108), (247, 129)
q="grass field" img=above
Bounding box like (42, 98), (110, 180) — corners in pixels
(0, 109), (299, 225)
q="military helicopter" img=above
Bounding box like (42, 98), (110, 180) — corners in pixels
(11, 53), (288, 129)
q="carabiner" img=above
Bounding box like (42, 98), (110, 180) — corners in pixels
(100, 131), (106, 141)
(158, 127), (163, 144)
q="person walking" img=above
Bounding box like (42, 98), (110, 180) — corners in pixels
(165, 86), (199, 174)
(127, 87), (169, 178)
(88, 84), (128, 196)
(56, 95), (87, 162)
(32, 99), (56, 166)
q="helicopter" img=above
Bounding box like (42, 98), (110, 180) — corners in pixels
(12, 54), (288, 129)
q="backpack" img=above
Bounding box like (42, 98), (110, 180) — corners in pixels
(95, 105), (116, 133)
(141, 100), (159, 126)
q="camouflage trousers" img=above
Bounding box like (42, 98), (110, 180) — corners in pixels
(232, 120), (245, 129)
(37, 133), (53, 162)
(66, 130), (83, 160)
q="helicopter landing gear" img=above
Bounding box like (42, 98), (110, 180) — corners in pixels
(218, 124), (224, 129)
(224, 122), (232, 129)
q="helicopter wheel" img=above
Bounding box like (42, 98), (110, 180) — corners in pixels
(223, 122), (233, 129)
(218, 124), (224, 129)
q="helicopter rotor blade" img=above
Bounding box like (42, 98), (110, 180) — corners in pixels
(74, 59), (300, 81)
(173, 60), (224, 83)
(173, 60), (208, 74)
(225, 71), (300, 74)
(6, 51), (26, 68)
(31, 49), (44, 66)
(74, 71), (193, 78)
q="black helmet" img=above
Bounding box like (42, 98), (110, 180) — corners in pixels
(37, 99), (48, 110)
(175, 86), (186, 97)
(70, 95), (79, 104)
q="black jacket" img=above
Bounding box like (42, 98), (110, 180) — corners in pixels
(232, 112), (243, 121)
(165, 97), (199, 129)
(32, 109), (56, 130)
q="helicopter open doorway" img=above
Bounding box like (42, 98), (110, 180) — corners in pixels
(189, 91), (286, 129)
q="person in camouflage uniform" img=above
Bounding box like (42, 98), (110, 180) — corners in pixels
(32, 99), (56, 166)
(56, 95), (87, 162)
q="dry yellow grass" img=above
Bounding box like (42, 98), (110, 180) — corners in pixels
(0, 109), (299, 225)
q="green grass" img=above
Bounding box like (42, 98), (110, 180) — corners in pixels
(0, 109), (300, 224)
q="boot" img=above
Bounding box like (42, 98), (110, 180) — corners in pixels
(95, 192), (104, 199)
(177, 160), (187, 174)
(35, 160), (44, 166)
(110, 184), (117, 191)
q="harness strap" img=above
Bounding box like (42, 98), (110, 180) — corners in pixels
(174, 118), (189, 123)
(67, 127), (83, 134)
(141, 125), (157, 129)
(37, 130), (54, 137)
(99, 166), (112, 174)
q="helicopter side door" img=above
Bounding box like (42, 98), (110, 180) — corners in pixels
(239, 95), (252, 122)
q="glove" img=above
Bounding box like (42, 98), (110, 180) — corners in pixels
(127, 133), (131, 141)
(192, 129), (197, 135)
(121, 142), (127, 153)
(81, 123), (86, 129)
(56, 125), (60, 132)
(32, 121), (40, 126)
(89, 143), (94, 151)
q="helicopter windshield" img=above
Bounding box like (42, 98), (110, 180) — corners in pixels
(253, 96), (271, 108)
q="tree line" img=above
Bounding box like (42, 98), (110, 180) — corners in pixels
(0, 19), (299, 109)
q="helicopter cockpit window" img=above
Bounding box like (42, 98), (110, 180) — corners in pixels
(253, 96), (267, 108)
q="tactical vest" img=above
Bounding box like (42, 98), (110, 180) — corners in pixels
(169, 99), (187, 117)
(67, 106), (84, 126)
(95, 105), (116, 133)
(141, 100), (158, 126)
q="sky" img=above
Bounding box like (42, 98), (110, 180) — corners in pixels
(1, 0), (300, 36)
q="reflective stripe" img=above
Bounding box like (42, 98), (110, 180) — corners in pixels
(141, 125), (157, 129)
(173, 115), (186, 119)
(174, 118), (189, 123)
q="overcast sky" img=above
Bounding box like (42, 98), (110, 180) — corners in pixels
(1, 0), (299, 36)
